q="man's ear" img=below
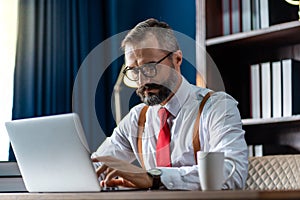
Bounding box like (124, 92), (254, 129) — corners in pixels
(173, 50), (183, 70)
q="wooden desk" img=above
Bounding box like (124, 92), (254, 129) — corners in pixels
(0, 190), (299, 200)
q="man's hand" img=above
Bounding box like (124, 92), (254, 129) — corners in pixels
(92, 156), (153, 189)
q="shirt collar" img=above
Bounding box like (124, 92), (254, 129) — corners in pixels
(163, 76), (191, 117)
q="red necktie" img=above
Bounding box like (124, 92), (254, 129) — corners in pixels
(156, 107), (171, 167)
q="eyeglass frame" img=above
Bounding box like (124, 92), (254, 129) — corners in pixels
(122, 51), (173, 81)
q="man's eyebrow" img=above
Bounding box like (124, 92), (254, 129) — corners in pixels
(129, 60), (157, 68)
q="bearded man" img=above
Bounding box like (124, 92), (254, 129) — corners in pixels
(92, 18), (248, 191)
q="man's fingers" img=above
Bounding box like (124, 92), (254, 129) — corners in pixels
(100, 169), (122, 187)
(104, 179), (135, 188)
(101, 176), (136, 188)
(102, 179), (123, 187)
(104, 169), (120, 182)
(92, 156), (149, 188)
(121, 179), (136, 188)
(92, 156), (119, 163)
(96, 164), (108, 177)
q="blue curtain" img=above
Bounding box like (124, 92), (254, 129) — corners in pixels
(9, 0), (195, 160)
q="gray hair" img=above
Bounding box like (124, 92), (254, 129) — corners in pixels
(121, 18), (180, 52)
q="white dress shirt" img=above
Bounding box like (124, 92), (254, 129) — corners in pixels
(92, 77), (248, 190)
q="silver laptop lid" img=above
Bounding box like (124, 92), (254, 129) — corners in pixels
(5, 113), (101, 192)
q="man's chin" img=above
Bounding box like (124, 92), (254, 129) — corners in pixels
(143, 95), (162, 106)
(137, 84), (173, 106)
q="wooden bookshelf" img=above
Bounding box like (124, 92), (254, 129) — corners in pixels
(242, 115), (300, 154)
(242, 114), (300, 126)
(198, 0), (300, 155)
(206, 21), (300, 48)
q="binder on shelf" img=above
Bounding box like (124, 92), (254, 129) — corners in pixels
(282, 59), (300, 117)
(259, 0), (269, 28)
(271, 61), (282, 118)
(261, 62), (271, 118)
(250, 64), (261, 118)
(248, 145), (253, 157)
(254, 144), (263, 157)
(222, 0), (230, 35)
(241, 0), (251, 32)
(231, 0), (241, 34)
(222, 0), (242, 35)
(282, 59), (292, 117)
(251, 0), (260, 30)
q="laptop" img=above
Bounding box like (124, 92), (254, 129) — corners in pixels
(5, 113), (101, 192)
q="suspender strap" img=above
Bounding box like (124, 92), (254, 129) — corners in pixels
(193, 91), (214, 164)
(137, 91), (214, 168)
(137, 105), (149, 169)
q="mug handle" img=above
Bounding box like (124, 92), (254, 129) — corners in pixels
(223, 157), (236, 184)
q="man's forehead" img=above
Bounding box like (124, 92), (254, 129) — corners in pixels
(124, 48), (162, 57)
(124, 32), (160, 52)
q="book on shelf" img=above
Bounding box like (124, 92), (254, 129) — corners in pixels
(261, 62), (271, 118)
(282, 59), (292, 117)
(282, 59), (300, 117)
(248, 144), (265, 157)
(222, 0), (230, 35)
(231, 0), (241, 34)
(259, 0), (269, 28)
(247, 145), (264, 157)
(251, 0), (260, 30)
(222, 0), (242, 35)
(254, 144), (263, 157)
(271, 60), (282, 118)
(220, 0), (299, 37)
(250, 59), (300, 120)
(241, 0), (251, 32)
(250, 64), (261, 118)
(248, 145), (254, 157)
(0, 161), (27, 192)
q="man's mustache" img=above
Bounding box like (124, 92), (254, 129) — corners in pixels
(136, 83), (164, 94)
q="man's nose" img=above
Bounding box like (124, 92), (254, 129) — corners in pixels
(138, 71), (151, 86)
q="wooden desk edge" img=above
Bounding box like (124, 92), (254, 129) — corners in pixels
(0, 190), (299, 200)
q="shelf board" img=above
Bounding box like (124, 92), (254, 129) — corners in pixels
(243, 115), (300, 152)
(206, 21), (300, 48)
(242, 115), (300, 126)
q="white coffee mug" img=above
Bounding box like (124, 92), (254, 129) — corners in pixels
(197, 151), (236, 191)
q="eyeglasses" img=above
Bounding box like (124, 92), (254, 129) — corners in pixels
(122, 52), (173, 81)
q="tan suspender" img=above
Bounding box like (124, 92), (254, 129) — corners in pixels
(137, 91), (213, 168)
(192, 91), (213, 164)
(137, 105), (149, 169)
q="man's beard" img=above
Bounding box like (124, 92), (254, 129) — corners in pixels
(136, 70), (179, 106)
(136, 83), (172, 106)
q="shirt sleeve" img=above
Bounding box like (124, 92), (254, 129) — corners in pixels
(159, 92), (248, 190)
(203, 92), (248, 189)
(91, 104), (145, 164)
(159, 166), (200, 190)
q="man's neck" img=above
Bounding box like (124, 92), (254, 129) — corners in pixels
(160, 75), (182, 106)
